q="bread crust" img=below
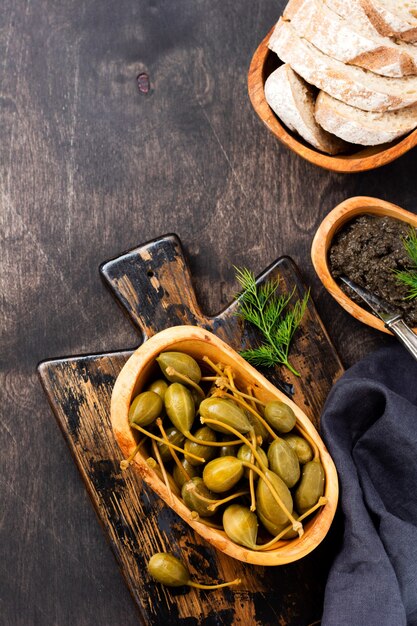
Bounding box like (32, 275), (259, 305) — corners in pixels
(360, 0), (417, 43)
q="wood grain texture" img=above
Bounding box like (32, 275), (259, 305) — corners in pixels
(248, 29), (417, 173)
(2, 0), (416, 624)
(39, 235), (342, 625)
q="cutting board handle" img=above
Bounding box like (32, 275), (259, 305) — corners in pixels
(100, 234), (207, 339)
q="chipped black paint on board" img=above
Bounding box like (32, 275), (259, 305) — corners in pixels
(39, 235), (344, 625)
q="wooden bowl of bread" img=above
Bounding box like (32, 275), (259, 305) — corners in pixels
(248, 0), (417, 173)
(311, 196), (417, 333)
(111, 325), (339, 566)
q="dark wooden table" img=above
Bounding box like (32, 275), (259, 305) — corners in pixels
(2, 1), (416, 624)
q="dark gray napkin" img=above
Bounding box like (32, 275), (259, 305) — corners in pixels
(320, 344), (417, 626)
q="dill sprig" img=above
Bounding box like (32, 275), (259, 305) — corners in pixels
(395, 228), (417, 300)
(235, 267), (309, 377)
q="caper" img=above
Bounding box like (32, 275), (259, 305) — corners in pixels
(181, 477), (216, 517)
(172, 458), (200, 489)
(264, 401), (296, 433)
(219, 444), (237, 457)
(267, 438), (300, 488)
(294, 459), (325, 514)
(129, 391), (163, 427)
(147, 379), (169, 400)
(199, 398), (252, 434)
(246, 410), (269, 442)
(164, 383), (195, 434)
(223, 504), (258, 549)
(184, 426), (217, 466)
(147, 552), (240, 590)
(202, 456), (244, 493)
(256, 470), (293, 527)
(257, 509), (298, 540)
(237, 444), (268, 478)
(283, 433), (313, 464)
(156, 352), (201, 384)
(191, 388), (203, 409)
(156, 427), (185, 463)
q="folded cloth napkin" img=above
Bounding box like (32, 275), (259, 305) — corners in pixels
(320, 344), (417, 626)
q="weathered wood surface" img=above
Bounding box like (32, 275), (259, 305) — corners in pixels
(3, 0), (415, 624)
(40, 236), (343, 625)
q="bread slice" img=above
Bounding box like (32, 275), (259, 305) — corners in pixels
(268, 19), (417, 111)
(264, 64), (348, 153)
(284, 0), (417, 77)
(360, 0), (417, 43)
(315, 90), (417, 144)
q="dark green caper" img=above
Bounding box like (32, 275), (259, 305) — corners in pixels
(172, 458), (200, 489)
(237, 444), (268, 478)
(164, 383), (195, 434)
(264, 401), (296, 433)
(147, 552), (241, 590)
(202, 456), (244, 493)
(267, 438), (300, 488)
(257, 509), (298, 540)
(184, 426), (217, 466)
(156, 427), (185, 462)
(147, 379), (169, 400)
(129, 391), (163, 427)
(156, 352), (201, 383)
(181, 477), (216, 517)
(199, 398), (252, 434)
(283, 433), (313, 464)
(246, 410), (269, 442)
(223, 504), (258, 549)
(256, 469), (293, 527)
(294, 459), (325, 514)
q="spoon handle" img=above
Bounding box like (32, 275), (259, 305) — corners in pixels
(386, 318), (417, 362)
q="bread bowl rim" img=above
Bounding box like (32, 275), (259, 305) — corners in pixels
(247, 27), (417, 173)
(110, 325), (339, 566)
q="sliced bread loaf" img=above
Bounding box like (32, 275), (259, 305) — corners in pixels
(268, 19), (417, 111)
(284, 0), (417, 77)
(315, 90), (417, 144)
(264, 64), (348, 154)
(360, 0), (417, 43)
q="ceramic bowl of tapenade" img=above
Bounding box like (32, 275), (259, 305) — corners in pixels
(311, 196), (417, 334)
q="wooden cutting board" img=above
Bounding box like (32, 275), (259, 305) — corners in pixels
(38, 234), (344, 626)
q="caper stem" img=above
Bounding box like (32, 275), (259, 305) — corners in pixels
(183, 430), (242, 448)
(187, 578), (241, 590)
(247, 385), (265, 409)
(214, 390), (278, 441)
(200, 376), (218, 382)
(131, 423), (205, 462)
(166, 366), (205, 398)
(120, 437), (147, 470)
(255, 496), (328, 551)
(202, 356), (224, 377)
(219, 379), (266, 408)
(248, 430), (257, 512)
(207, 490), (250, 511)
(156, 418), (190, 482)
(152, 441), (174, 505)
(200, 418), (268, 473)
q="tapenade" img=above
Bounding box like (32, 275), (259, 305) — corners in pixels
(329, 214), (417, 326)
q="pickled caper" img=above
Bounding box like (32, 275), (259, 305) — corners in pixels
(264, 401), (296, 433)
(223, 504), (258, 549)
(147, 379), (169, 400)
(199, 398), (252, 434)
(219, 444), (237, 457)
(164, 383), (195, 434)
(184, 426), (216, 466)
(267, 438), (300, 488)
(156, 352), (201, 384)
(256, 470), (293, 527)
(202, 456), (244, 493)
(156, 427), (185, 463)
(172, 458), (200, 489)
(283, 433), (313, 464)
(181, 477), (217, 517)
(237, 444), (268, 478)
(147, 552), (240, 590)
(257, 508), (298, 539)
(294, 459), (325, 514)
(129, 391), (163, 427)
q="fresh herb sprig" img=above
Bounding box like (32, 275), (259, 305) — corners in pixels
(235, 267), (309, 377)
(395, 228), (417, 300)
